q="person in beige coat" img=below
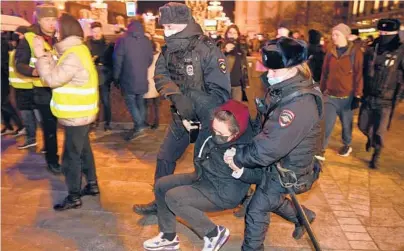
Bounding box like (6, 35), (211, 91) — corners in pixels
(33, 14), (99, 211)
(144, 40), (160, 130)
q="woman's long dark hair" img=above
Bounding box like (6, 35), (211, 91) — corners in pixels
(58, 13), (84, 40)
(224, 24), (241, 41)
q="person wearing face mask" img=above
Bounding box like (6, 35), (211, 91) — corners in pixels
(143, 100), (259, 251)
(14, 4), (61, 175)
(359, 19), (404, 169)
(320, 23), (364, 159)
(133, 2), (230, 216)
(224, 37), (324, 250)
(222, 24), (249, 102)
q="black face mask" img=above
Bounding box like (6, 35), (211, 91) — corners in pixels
(212, 134), (231, 145)
(379, 34), (396, 45)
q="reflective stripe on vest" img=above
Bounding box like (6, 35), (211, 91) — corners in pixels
(24, 32), (54, 87)
(8, 50), (33, 89)
(50, 44), (99, 119)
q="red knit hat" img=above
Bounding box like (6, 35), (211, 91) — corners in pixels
(214, 100), (250, 138)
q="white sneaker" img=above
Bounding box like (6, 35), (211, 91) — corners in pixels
(202, 226), (230, 251)
(143, 232), (180, 251)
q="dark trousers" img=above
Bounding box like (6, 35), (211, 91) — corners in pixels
(323, 95), (353, 148)
(154, 123), (209, 181)
(242, 176), (299, 251)
(123, 94), (146, 129)
(62, 125), (97, 195)
(145, 97), (160, 126)
(1, 96), (23, 130)
(358, 103), (391, 150)
(36, 104), (59, 165)
(99, 83), (112, 126)
(155, 173), (220, 237)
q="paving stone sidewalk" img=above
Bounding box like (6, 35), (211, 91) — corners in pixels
(2, 104), (404, 251)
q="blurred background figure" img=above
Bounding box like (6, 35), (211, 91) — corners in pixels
(86, 21), (114, 132)
(143, 39), (161, 130)
(222, 24), (249, 102)
(307, 29), (325, 84)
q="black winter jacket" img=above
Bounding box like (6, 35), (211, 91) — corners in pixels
(308, 44), (325, 83)
(234, 74), (323, 176)
(113, 21), (153, 95)
(192, 123), (262, 209)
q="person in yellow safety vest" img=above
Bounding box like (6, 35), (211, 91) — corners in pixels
(15, 4), (61, 175)
(1, 32), (25, 136)
(33, 13), (100, 211)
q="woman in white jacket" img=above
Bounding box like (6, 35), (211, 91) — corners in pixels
(144, 40), (160, 130)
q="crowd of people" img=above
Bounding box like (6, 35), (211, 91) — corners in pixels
(1, 2), (404, 251)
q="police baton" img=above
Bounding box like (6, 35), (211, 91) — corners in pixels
(276, 163), (322, 251)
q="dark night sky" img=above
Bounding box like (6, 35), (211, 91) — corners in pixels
(136, 1), (235, 22)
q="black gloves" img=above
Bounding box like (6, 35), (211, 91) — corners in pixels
(351, 96), (361, 110)
(170, 94), (196, 120)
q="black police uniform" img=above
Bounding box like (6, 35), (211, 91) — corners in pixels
(359, 20), (404, 168)
(153, 20), (230, 181)
(233, 73), (323, 250)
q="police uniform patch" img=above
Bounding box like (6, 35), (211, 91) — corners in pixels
(186, 65), (194, 76)
(218, 58), (227, 74)
(279, 109), (295, 128)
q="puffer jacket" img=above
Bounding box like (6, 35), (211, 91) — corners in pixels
(35, 36), (96, 126)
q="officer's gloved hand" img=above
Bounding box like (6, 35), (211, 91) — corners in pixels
(351, 96), (361, 110)
(170, 94), (196, 120)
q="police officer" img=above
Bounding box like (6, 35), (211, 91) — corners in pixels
(15, 4), (60, 174)
(224, 37), (323, 250)
(359, 18), (404, 169)
(134, 2), (230, 215)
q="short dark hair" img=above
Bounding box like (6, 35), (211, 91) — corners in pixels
(213, 110), (240, 135)
(59, 13), (84, 40)
(91, 21), (102, 29)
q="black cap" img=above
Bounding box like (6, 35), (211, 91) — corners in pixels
(377, 19), (401, 32)
(261, 37), (308, 70)
(158, 2), (191, 25)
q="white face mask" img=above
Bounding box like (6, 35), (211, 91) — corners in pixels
(164, 29), (178, 37)
(267, 75), (287, 85)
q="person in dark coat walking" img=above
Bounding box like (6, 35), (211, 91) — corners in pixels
(87, 22), (114, 131)
(307, 29), (325, 83)
(143, 100), (259, 251)
(113, 20), (153, 140)
(133, 2), (230, 216)
(224, 37), (323, 250)
(359, 19), (404, 169)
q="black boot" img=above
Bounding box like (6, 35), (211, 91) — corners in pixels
(47, 163), (62, 175)
(81, 181), (100, 197)
(369, 149), (381, 169)
(293, 206), (316, 240)
(54, 194), (82, 211)
(133, 201), (157, 215)
(233, 192), (254, 218)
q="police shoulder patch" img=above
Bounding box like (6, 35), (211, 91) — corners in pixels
(218, 58), (227, 74)
(279, 109), (295, 128)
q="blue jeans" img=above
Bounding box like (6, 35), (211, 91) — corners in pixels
(323, 95), (353, 148)
(123, 94), (146, 129)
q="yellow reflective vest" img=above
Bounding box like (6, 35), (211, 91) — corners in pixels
(8, 50), (33, 89)
(24, 32), (55, 87)
(50, 44), (99, 119)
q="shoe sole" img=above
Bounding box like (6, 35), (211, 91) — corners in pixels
(338, 147), (352, 157)
(17, 143), (37, 150)
(214, 228), (230, 251)
(54, 204), (82, 211)
(144, 244), (180, 251)
(315, 155), (325, 161)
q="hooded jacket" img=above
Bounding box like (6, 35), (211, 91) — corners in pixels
(113, 21), (153, 95)
(191, 100), (261, 209)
